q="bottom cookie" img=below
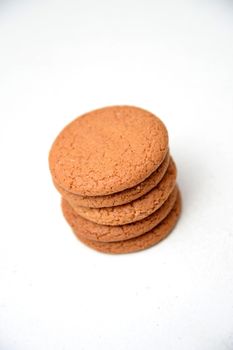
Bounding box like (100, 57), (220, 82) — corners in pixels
(72, 192), (181, 254)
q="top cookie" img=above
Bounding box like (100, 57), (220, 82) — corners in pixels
(49, 106), (168, 196)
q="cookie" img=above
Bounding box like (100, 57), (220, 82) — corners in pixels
(56, 152), (170, 208)
(69, 158), (177, 225)
(72, 192), (181, 254)
(49, 106), (168, 196)
(62, 186), (178, 242)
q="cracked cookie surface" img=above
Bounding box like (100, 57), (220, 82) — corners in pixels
(49, 106), (168, 196)
(56, 152), (170, 208)
(71, 158), (177, 225)
(73, 192), (181, 254)
(62, 186), (178, 242)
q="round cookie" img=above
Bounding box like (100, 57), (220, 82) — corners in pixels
(56, 152), (170, 208)
(69, 158), (177, 225)
(49, 106), (168, 196)
(62, 186), (178, 242)
(73, 192), (181, 254)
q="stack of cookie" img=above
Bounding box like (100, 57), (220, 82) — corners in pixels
(49, 106), (181, 254)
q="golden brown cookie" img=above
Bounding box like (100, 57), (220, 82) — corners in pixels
(72, 192), (181, 254)
(49, 106), (168, 196)
(62, 186), (178, 242)
(69, 158), (177, 225)
(56, 152), (170, 208)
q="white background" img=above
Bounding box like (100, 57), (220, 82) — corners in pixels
(0, 0), (233, 349)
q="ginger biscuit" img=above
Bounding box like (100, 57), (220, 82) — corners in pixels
(62, 186), (178, 242)
(49, 106), (168, 196)
(56, 152), (170, 208)
(72, 192), (181, 254)
(70, 158), (177, 225)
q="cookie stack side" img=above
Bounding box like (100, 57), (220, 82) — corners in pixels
(49, 106), (181, 254)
